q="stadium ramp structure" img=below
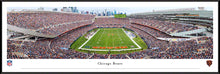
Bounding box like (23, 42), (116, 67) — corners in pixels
(170, 28), (207, 37)
(157, 37), (192, 41)
(8, 24), (57, 38)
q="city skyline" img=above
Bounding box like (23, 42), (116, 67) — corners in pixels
(7, 7), (213, 15)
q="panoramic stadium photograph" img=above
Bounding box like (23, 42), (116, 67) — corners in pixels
(7, 6), (213, 59)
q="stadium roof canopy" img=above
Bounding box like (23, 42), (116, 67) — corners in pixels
(130, 10), (213, 18)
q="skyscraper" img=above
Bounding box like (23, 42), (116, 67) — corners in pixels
(69, 7), (74, 12)
(102, 11), (105, 16)
(62, 7), (69, 12)
(53, 8), (58, 11)
(73, 7), (78, 13)
(114, 10), (117, 14)
(111, 11), (114, 15)
(120, 12), (123, 14)
(107, 11), (111, 16)
(98, 13), (101, 16)
(81, 11), (84, 14)
(86, 11), (89, 14)
(105, 9), (107, 16)
(38, 7), (44, 11)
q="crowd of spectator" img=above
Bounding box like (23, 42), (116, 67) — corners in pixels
(49, 24), (97, 59)
(127, 51), (146, 59)
(126, 25), (169, 49)
(7, 40), (27, 59)
(147, 37), (212, 59)
(7, 14), (213, 59)
(90, 54), (109, 59)
(94, 18), (129, 28)
(50, 25), (97, 50)
(7, 24), (97, 59)
(7, 11), (95, 30)
(130, 18), (200, 34)
(130, 23), (178, 38)
(39, 20), (93, 35)
(89, 54), (129, 59)
(110, 54), (128, 59)
(125, 24), (213, 59)
(7, 39), (54, 59)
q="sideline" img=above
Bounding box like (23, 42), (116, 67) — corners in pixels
(122, 28), (141, 49)
(78, 29), (100, 49)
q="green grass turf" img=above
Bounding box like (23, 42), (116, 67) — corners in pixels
(70, 28), (148, 54)
(83, 28), (138, 50)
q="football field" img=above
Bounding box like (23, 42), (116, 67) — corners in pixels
(79, 28), (140, 51)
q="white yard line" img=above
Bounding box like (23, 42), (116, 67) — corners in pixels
(112, 29), (114, 47)
(78, 29), (100, 49)
(94, 28), (106, 47)
(100, 29), (107, 47)
(122, 28), (141, 49)
(96, 29), (105, 45)
(117, 29), (123, 46)
(117, 29), (123, 40)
